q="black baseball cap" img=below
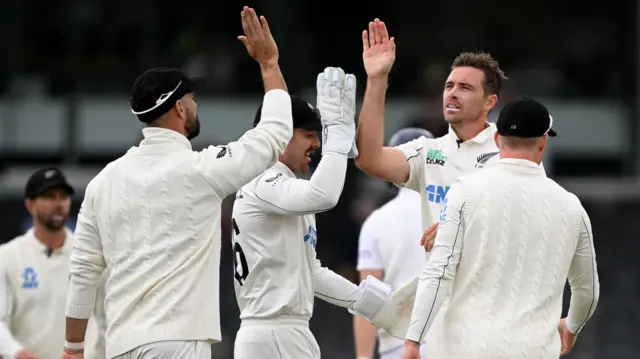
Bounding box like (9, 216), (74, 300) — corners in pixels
(496, 97), (557, 138)
(253, 95), (322, 131)
(130, 67), (205, 123)
(24, 168), (74, 199)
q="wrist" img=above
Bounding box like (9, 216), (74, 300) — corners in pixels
(260, 61), (280, 73)
(64, 340), (84, 352)
(367, 75), (389, 86)
(356, 356), (373, 359)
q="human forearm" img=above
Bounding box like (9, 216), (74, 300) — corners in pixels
(261, 64), (287, 93)
(355, 77), (388, 168)
(354, 315), (377, 358)
(65, 317), (89, 344)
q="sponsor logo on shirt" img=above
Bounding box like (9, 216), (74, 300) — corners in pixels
(303, 226), (317, 248)
(22, 267), (38, 289)
(439, 196), (448, 222)
(475, 151), (499, 169)
(216, 146), (231, 158)
(264, 173), (283, 185)
(426, 184), (450, 204)
(425, 148), (448, 166)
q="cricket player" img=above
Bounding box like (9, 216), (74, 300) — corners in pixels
(61, 7), (294, 359)
(354, 19), (545, 253)
(354, 128), (433, 359)
(400, 98), (600, 359)
(232, 67), (395, 359)
(0, 168), (104, 359)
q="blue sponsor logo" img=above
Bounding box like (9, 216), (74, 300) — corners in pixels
(22, 267), (38, 289)
(303, 226), (317, 248)
(439, 196), (448, 222)
(426, 184), (450, 203)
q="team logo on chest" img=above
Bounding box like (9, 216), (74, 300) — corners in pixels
(475, 151), (499, 169)
(22, 267), (38, 289)
(425, 148), (448, 166)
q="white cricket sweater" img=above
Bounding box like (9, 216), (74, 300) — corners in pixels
(65, 89), (293, 358)
(406, 158), (600, 358)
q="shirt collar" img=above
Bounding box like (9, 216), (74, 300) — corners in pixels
(27, 227), (74, 256)
(497, 158), (542, 169)
(140, 127), (192, 150)
(274, 161), (297, 178)
(447, 122), (496, 144)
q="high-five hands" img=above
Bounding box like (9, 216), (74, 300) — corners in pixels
(362, 18), (396, 79)
(238, 6), (278, 69)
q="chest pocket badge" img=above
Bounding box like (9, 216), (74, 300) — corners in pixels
(22, 267), (38, 289)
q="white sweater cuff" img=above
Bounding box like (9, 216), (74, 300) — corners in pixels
(66, 303), (94, 320)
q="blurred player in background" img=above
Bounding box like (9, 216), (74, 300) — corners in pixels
(0, 168), (104, 359)
(354, 128), (433, 359)
(61, 7), (293, 359)
(355, 19), (525, 253)
(400, 98), (599, 359)
(232, 67), (392, 359)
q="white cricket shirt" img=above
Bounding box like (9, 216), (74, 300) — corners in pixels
(356, 188), (425, 353)
(406, 158), (600, 358)
(395, 123), (545, 230)
(232, 152), (363, 321)
(0, 229), (104, 359)
(65, 89), (293, 359)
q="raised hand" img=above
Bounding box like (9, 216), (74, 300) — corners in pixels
(362, 18), (396, 79)
(238, 6), (279, 69)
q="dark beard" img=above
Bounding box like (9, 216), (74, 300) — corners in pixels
(186, 115), (201, 141)
(37, 212), (68, 231)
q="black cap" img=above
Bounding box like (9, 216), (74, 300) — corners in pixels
(130, 67), (205, 123)
(253, 95), (322, 131)
(24, 168), (74, 199)
(496, 97), (557, 138)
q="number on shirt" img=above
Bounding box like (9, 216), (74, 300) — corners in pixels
(232, 218), (249, 286)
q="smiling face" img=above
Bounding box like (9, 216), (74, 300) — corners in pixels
(279, 128), (321, 173)
(25, 187), (71, 232)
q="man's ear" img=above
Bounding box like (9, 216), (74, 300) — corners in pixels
(24, 199), (34, 215)
(494, 131), (501, 149)
(486, 94), (498, 112)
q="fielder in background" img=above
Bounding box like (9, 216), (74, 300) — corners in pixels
(0, 168), (104, 359)
(400, 98), (600, 359)
(232, 67), (393, 359)
(62, 7), (293, 359)
(354, 127), (434, 359)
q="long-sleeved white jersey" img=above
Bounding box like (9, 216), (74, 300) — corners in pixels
(406, 158), (600, 358)
(231, 152), (362, 320)
(65, 89), (293, 359)
(0, 228), (104, 359)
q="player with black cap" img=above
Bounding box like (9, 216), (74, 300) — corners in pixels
(400, 97), (599, 359)
(63, 7), (294, 359)
(0, 168), (104, 359)
(231, 67), (396, 359)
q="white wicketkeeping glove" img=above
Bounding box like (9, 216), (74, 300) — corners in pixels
(316, 67), (358, 157)
(350, 276), (423, 343)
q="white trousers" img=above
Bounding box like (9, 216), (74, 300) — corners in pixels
(379, 343), (427, 359)
(234, 317), (320, 359)
(112, 340), (211, 359)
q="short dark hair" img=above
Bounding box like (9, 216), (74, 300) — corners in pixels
(450, 52), (507, 96)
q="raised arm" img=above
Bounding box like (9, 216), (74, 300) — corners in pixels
(248, 68), (357, 215)
(195, 8), (294, 199)
(354, 19), (410, 184)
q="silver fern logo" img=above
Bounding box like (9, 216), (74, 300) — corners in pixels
(475, 151), (499, 168)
